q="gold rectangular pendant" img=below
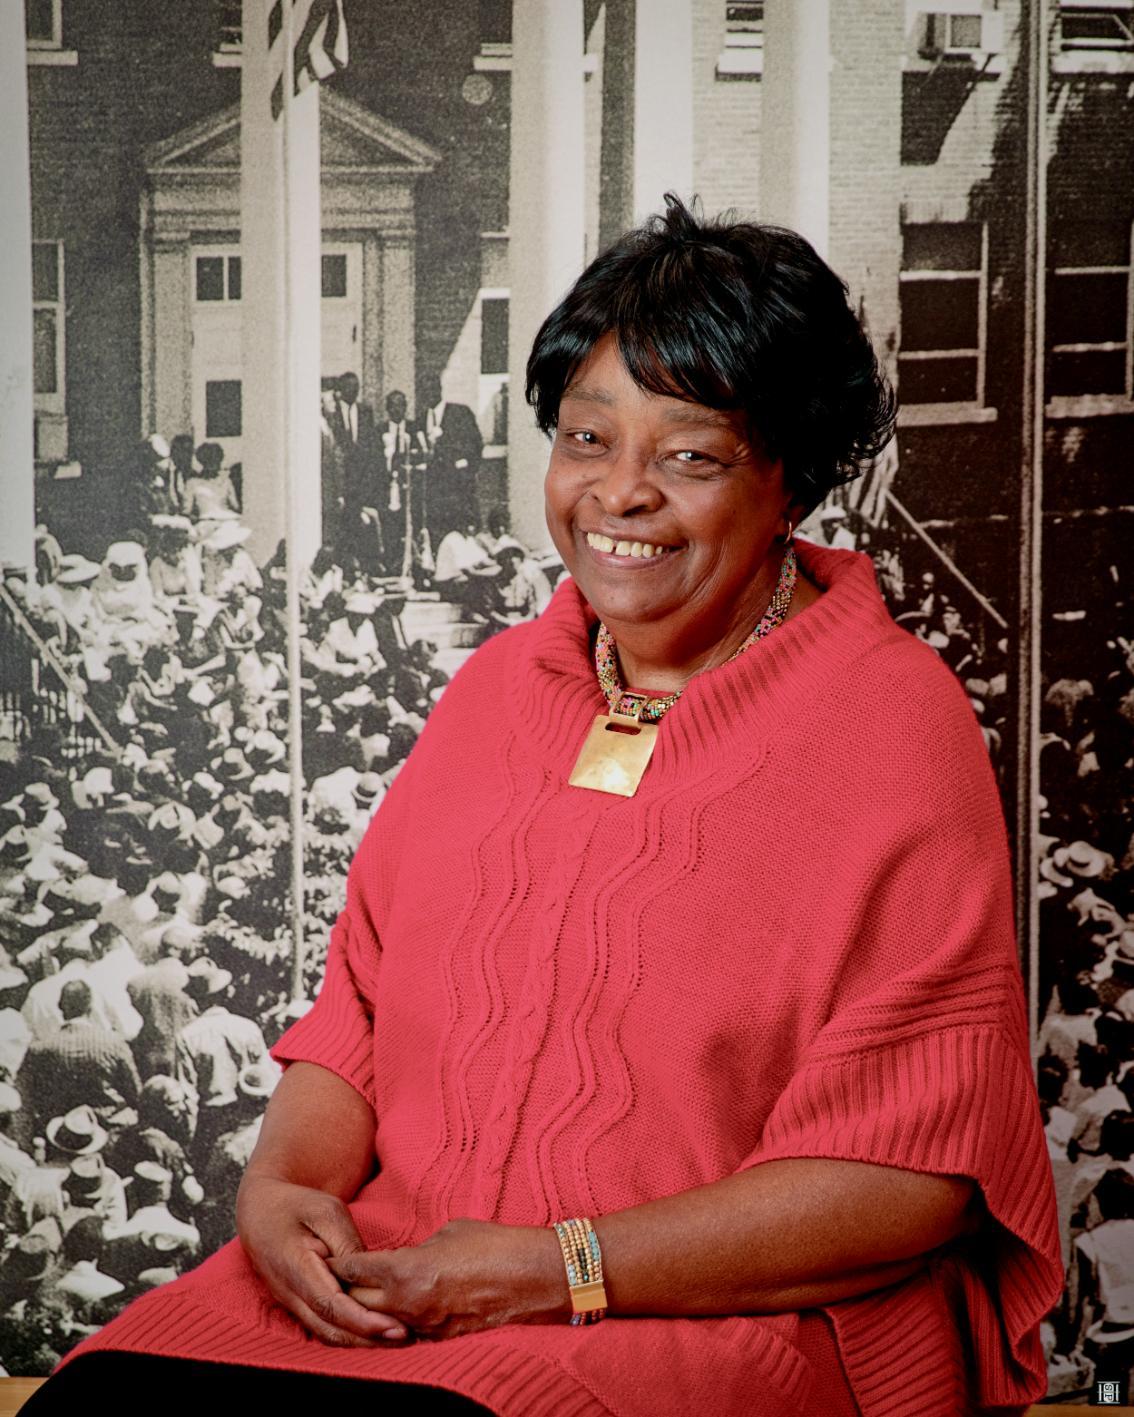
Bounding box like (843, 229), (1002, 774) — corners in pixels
(568, 712), (660, 797)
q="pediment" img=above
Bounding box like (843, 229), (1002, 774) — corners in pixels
(145, 90), (440, 176)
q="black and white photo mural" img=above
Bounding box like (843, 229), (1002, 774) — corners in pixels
(0, 0), (1131, 1399)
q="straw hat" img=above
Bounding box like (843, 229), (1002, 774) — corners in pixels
(205, 521), (251, 553)
(150, 872), (183, 907)
(46, 1105), (108, 1156)
(246, 730), (287, 768)
(238, 1062), (279, 1099)
(185, 956), (233, 997)
(0, 826), (33, 865)
(23, 782), (59, 813)
(56, 555), (101, 586)
(64, 1154), (108, 1201)
(73, 765), (114, 810)
(1052, 840), (1115, 880)
(104, 541), (147, 570)
(215, 748), (254, 783)
(352, 773), (384, 809)
(148, 802), (195, 842)
(0, 1234), (55, 1285)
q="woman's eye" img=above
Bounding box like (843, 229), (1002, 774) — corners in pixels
(569, 430), (601, 447)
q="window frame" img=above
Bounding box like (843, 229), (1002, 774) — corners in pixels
(1053, 0), (1134, 69)
(31, 240), (66, 417)
(897, 220), (995, 426)
(193, 248), (243, 305)
(477, 286), (510, 453)
(211, 0), (243, 67)
(1057, 0), (1134, 49)
(717, 1), (764, 78)
(25, 0), (77, 65)
(25, 0), (62, 49)
(1045, 218), (1134, 419)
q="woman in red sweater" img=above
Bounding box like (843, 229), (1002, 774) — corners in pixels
(29, 197), (1062, 1415)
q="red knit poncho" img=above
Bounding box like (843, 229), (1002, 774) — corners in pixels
(63, 542), (1063, 1415)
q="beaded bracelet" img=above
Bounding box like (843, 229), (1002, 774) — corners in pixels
(552, 1216), (607, 1325)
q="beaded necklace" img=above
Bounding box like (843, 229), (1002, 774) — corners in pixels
(593, 545), (798, 724)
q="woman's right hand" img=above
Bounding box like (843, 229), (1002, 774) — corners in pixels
(236, 1171), (409, 1346)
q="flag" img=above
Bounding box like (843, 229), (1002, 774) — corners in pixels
(270, 0), (349, 120)
(845, 435), (899, 527)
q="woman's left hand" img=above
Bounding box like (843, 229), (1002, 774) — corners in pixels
(325, 1218), (571, 1341)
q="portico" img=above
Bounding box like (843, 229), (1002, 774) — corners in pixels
(140, 92), (439, 482)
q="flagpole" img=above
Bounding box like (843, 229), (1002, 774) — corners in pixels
(281, 3), (307, 1004)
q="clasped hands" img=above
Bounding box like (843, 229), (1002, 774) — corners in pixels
(237, 1174), (572, 1349)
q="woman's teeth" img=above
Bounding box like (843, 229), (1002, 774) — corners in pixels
(585, 532), (676, 559)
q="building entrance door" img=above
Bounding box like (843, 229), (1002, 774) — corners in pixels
(190, 245), (244, 466)
(189, 241), (364, 468)
(320, 244), (363, 386)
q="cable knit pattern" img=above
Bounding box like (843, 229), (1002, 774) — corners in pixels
(59, 542), (1062, 1417)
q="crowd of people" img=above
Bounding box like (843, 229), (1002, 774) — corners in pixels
(0, 420), (557, 1373)
(806, 503), (1134, 1394)
(0, 437), (1127, 1392)
(1031, 580), (1134, 1393)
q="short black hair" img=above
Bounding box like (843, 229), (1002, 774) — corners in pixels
(526, 194), (896, 516)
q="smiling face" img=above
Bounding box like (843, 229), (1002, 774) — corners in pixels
(544, 335), (798, 682)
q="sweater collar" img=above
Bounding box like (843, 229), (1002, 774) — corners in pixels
(512, 540), (899, 788)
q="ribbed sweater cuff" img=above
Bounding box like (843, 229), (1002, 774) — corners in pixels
(740, 1025), (1063, 1415)
(269, 919), (377, 1111)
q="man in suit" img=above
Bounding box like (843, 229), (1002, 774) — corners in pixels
(421, 374), (484, 552)
(378, 389), (428, 579)
(330, 371), (384, 576)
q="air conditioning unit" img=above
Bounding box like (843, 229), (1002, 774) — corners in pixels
(917, 9), (1005, 59)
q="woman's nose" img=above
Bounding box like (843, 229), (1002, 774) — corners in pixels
(591, 449), (661, 517)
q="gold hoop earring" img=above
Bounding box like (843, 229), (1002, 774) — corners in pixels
(783, 519), (795, 546)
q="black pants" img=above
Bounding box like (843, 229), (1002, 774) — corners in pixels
(21, 1352), (496, 1414)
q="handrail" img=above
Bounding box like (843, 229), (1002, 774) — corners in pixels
(0, 580), (122, 756)
(883, 489), (1009, 631)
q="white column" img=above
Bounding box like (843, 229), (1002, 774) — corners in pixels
(241, 0), (287, 565)
(284, 84), (323, 572)
(507, 0), (586, 553)
(632, 0), (694, 224)
(0, 4), (36, 573)
(381, 236), (415, 406)
(152, 241), (192, 441)
(240, 0), (323, 568)
(759, 0), (830, 259)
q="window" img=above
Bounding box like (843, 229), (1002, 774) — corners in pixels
(1046, 220), (1131, 404)
(480, 297), (509, 377)
(899, 222), (987, 408)
(26, 0), (76, 64)
(25, 0), (61, 47)
(212, 0), (243, 66)
(718, 2), (764, 77)
(321, 254), (348, 299)
(32, 241), (65, 414)
(478, 288), (510, 448)
(1058, 0), (1134, 50)
(206, 380), (242, 438)
(474, 0), (512, 69)
(195, 254), (242, 303)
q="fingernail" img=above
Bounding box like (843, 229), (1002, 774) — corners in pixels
(382, 1327), (407, 1341)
